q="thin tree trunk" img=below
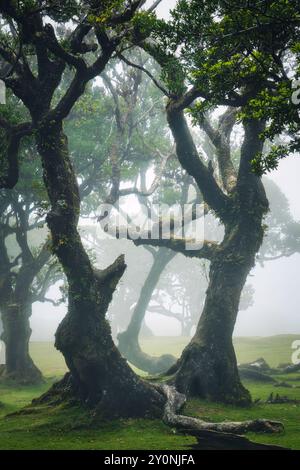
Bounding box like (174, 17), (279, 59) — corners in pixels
(118, 248), (176, 374)
(35, 121), (165, 417)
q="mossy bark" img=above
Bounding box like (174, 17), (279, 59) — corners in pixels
(166, 110), (269, 405)
(35, 121), (165, 417)
(118, 249), (176, 374)
(169, 215), (267, 405)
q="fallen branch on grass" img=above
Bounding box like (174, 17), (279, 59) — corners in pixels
(267, 392), (300, 404)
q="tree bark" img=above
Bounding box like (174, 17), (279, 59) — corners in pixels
(168, 249), (256, 404)
(117, 248), (177, 374)
(167, 207), (268, 404)
(166, 109), (269, 405)
(35, 120), (165, 417)
(0, 300), (42, 384)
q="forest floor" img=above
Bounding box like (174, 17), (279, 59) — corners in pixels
(0, 335), (299, 450)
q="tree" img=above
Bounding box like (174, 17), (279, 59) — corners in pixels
(0, 0), (166, 417)
(259, 178), (300, 262)
(150, 257), (207, 337)
(70, 52), (177, 374)
(0, 1), (288, 445)
(0, 125), (64, 383)
(118, 246), (177, 374)
(0, 84), (65, 383)
(0, 190), (49, 383)
(124, 0), (300, 404)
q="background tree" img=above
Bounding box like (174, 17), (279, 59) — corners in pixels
(0, 108), (63, 383)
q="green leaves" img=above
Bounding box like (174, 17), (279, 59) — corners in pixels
(251, 145), (290, 176)
(149, 0), (300, 173)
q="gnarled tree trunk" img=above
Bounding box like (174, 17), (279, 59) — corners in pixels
(35, 120), (165, 417)
(166, 105), (269, 405)
(168, 227), (263, 405)
(118, 248), (176, 374)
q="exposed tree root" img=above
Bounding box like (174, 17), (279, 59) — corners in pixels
(32, 371), (166, 419)
(12, 375), (289, 450)
(32, 372), (75, 407)
(157, 384), (288, 450)
(266, 392), (300, 405)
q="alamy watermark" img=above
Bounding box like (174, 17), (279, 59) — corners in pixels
(97, 203), (205, 250)
(291, 79), (300, 107)
(0, 340), (5, 365)
(0, 79), (6, 104)
(291, 340), (300, 365)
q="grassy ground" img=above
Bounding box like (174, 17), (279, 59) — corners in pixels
(0, 335), (299, 450)
(28, 334), (300, 377)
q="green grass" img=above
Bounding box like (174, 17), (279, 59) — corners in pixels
(141, 334), (300, 368)
(28, 334), (300, 378)
(185, 377), (300, 450)
(0, 335), (299, 450)
(0, 404), (196, 450)
(233, 335), (300, 368)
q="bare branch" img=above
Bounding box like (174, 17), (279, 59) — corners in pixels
(198, 108), (238, 192)
(166, 103), (231, 221)
(115, 225), (218, 260)
(118, 53), (171, 97)
(147, 0), (163, 13)
(119, 149), (172, 198)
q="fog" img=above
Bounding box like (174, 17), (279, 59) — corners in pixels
(234, 157), (300, 337)
(5, 0), (300, 344)
(29, 154), (300, 341)
(1, 0), (300, 454)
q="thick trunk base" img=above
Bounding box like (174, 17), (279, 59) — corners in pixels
(0, 305), (43, 385)
(0, 360), (43, 385)
(33, 370), (165, 419)
(118, 330), (176, 375)
(168, 341), (251, 406)
(43, 291), (166, 419)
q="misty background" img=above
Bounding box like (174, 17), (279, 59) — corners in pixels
(28, 0), (300, 341)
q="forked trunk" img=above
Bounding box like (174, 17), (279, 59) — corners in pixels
(165, 108), (269, 404)
(36, 121), (165, 417)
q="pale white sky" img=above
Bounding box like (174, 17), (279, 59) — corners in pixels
(145, 0), (177, 18)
